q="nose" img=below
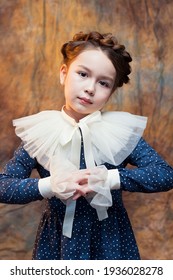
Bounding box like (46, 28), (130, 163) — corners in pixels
(84, 82), (95, 96)
(84, 89), (94, 96)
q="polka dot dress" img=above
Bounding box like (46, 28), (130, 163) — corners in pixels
(1, 138), (173, 260)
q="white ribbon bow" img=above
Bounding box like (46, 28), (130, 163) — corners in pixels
(60, 109), (102, 168)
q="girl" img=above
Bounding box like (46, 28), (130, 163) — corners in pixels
(0, 31), (173, 260)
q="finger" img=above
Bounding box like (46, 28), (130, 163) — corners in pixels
(73, 190), (88, 200)
(76, 175), (90, 184)
(78, 169), (91, 175)
(79, 178), (88, 185)
(76, 185), (90, 195)
(72, 192), (81, 200)
(72, 185), (88, 200)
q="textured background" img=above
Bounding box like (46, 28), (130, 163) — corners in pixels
(0, 0), (173, 260)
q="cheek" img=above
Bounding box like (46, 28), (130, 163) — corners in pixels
(97, 93), (111, 104)
(64, 82), (76, 101)
(65, 74), (78, 90)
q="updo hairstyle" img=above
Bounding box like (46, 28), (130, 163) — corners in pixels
(61, 31), (132, 92)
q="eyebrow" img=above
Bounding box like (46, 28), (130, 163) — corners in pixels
(77, 65), (114, 82)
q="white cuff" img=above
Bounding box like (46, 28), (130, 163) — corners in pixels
(106, 169), (120, 190)
(38, 177), (54, 198)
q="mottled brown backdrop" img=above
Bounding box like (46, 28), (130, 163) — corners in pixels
(0, 0), (173, 260)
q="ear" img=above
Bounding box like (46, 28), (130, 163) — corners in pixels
(60, 64), (68, 85)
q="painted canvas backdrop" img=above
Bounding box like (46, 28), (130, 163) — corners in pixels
(0, 0), (173, 259)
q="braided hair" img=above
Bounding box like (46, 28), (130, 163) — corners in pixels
(61, 31), (132, 92)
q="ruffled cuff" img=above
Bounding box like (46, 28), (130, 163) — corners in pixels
(50, 156), (78, 200)
(87, 166), (120, 220)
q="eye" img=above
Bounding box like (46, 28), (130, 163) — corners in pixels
(99, 80), (110, 88)
(78, 71), (88, 78)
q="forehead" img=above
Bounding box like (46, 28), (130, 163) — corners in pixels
(69, 49), (116, 77)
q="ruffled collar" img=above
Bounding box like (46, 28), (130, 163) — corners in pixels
(13, 108), (147, 170)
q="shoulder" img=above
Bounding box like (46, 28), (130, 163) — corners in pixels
(13, 110), (64, 139)
(127, 137), (165, 166)
(100, 111), (147, 138)
(13, 110), (61, 127)
(12, 110), (66, 170)
(101, 111), (147, 125)
(90, 111), (148, 166)
(13, 143), (37, 165)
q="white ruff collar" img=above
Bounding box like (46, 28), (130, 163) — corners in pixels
(13, 108), (147, 170)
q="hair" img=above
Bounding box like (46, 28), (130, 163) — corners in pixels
(61, 31), (132, 93)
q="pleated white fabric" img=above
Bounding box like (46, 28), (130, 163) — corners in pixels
(13, 108), (147, 171)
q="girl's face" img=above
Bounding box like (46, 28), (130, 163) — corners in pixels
(60, 49), (116, 121)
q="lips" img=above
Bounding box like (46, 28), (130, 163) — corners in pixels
(78, 97), (93, 104)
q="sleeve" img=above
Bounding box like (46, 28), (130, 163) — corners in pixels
(119, 138), (173, 193)
(0, 144), (43, 204)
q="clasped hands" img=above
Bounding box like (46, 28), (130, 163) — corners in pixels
(50, 156), (105, 200)
(52, 168), (93, 200)
(49, 157), (120, 201)
(38, 157), (120, 203)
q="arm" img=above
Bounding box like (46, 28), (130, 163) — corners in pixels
(0, 144), (43, 204)
(119, 138), (173, 193)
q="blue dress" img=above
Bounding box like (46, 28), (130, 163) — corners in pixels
(0, 137), (173, 260)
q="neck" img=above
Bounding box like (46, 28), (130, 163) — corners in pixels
(63, 106), (89, 122)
